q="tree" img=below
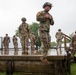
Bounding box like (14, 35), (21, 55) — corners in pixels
(51, 41), (56, 47)
(30, 22), (39, 36)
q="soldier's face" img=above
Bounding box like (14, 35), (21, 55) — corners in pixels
(44, 6), (51, 12)
(22, 20), (25, 23)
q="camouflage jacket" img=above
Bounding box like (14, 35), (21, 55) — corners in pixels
(3, 36), (10, 44)
(30, 34), (35, 42)
(19, 23), (30, 36)
(12, 37), (18, 44)
(36, 10), (54, 32)
(55, 31), (63, 40)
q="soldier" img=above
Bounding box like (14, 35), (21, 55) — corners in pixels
(55, 29), (63, 54)
(18, 17), (30, 55)
(3, 34), (10, 54)
(34, 36), (39, 54)
(12, 35), (18, 55)
(71, 31), (76, 59)
(30, 32), (35, 54)
(36, 2), (54, 64)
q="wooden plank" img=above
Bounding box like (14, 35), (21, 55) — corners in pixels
(0, 55), (67, 61)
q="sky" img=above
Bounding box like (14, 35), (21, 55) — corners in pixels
(0, 0), (76, 42)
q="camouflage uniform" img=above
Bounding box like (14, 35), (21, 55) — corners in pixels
(30, 32), (35, 54)
(36, 2), (54, 57)
(3, 34), (10, 54)
(55, 29), (63, 54)
(35, 36), (38, 51)
(12, 35), (18, 55)
(71, 31), (76, 55)
(19, 17), (30, 54)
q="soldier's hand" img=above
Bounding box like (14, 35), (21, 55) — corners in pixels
(70, 47), (73, 50)
(49, 15), (52, 19)
(45, 14), (49, 18)
(45, 14), (52, 19)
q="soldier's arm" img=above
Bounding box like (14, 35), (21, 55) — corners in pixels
(55, 32), (57, 38)
(2, 38), (5, 44)
(18, 25), (21, 34)
(18, 25), (21, 37)
(27, 24), (30, 33)
(27, 24), (30, 38)
(12, 38), (14, 43)
(50, 16), (54, 25)
(36, 12), (46, 22)
(61, 32), (64, 39)
(9, 37), (10, 43)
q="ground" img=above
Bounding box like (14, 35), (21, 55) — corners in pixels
(71, 63), (76, 75)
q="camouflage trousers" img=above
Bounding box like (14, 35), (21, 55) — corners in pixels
(20, 36), (28, 54)
(4, 45), (9, 55)
(56, 39), (62, 49)
(31, 41), (35, 54)
(39, 31), (50, 57)
(13, 43), (18, 55)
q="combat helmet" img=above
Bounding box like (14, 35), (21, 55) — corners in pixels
(43, 2), (52, 9)
(58, 29), (61, 31)
(21, 17), (26, 21)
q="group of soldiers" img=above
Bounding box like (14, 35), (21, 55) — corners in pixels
(2, 31), (38, 55)
(2, 34), (18, 55)
(2, 2), (54, 64)
(2, 2), (76, 64)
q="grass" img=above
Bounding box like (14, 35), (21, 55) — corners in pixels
(0, 63), (76, 75)
(71, 63), (76, 75)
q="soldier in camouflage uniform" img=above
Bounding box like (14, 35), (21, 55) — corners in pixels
(36, 2), (54, 64)
(71, 31), (76, 58)
(3, 34), (10, 54)
(34, 36), (39, 54)
(19, 17), (30, 55)
(12, 35), (18, 55)
(30, 32), (35, 54)
(55, 29), (63, 54)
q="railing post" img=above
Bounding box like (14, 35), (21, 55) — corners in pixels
(6, 60), (14, 75)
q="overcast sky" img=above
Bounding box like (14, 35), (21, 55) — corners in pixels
(0, 0), (76, 41)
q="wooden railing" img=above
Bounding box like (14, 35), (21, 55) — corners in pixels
(63, 33), (71, 50)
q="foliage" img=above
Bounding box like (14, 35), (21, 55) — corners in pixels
(30, 22), (39, 36)
(51, 41), (56, 46)
(71, 63), (76, 75)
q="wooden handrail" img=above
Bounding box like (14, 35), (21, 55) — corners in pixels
(63, 33), (71, 50)
(63, 33), (71, 40)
